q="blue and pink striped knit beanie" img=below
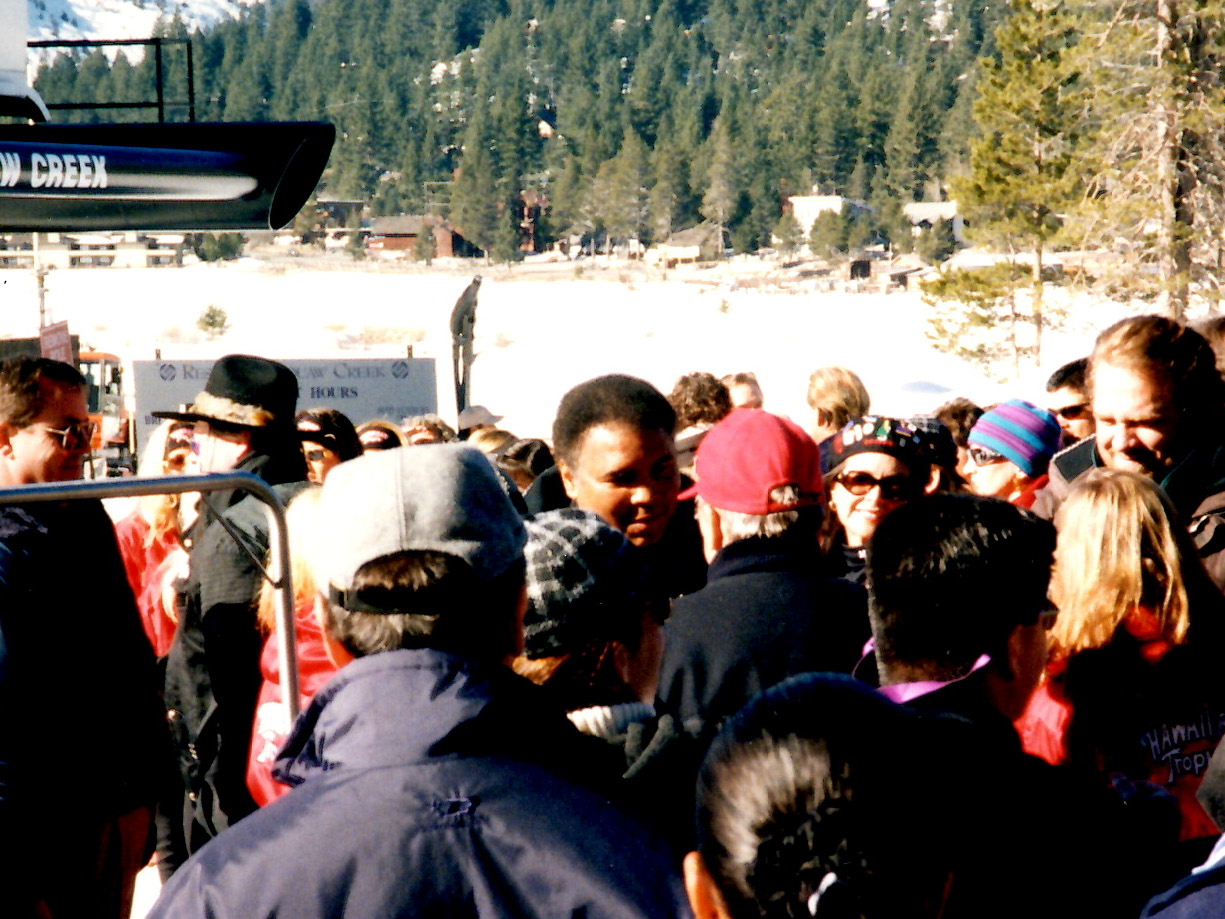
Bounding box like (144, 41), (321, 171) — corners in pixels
(967, 400), (1061, 478)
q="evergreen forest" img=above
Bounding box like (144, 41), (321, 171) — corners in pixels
(29, 0), (1001, 256)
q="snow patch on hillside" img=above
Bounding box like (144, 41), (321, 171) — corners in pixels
(27, 0), (260, 46)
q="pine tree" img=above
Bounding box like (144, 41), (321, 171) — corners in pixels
(952, 0), (1085, 364)
(647, 138), (689, 245)
(808, 210), (847, 257)
(592, 128), (649, 247)
(773, 207), (803, 256)
(700, 115), (737, 254)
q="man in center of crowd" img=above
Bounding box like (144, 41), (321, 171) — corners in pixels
(148, 444), (687, 918)
(657, 407), (867, 737)
(545, 373), (706, 598)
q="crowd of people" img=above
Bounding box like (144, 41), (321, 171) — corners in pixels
(7, 312), (1225, 916)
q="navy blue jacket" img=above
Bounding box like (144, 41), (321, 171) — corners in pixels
(656, 534), (869, 732)
(0, 500), (166, 912)
(150, 648), (689, 919)
(1144, 862), (1225, 918)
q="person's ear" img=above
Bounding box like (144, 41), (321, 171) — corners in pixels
(0, 422), (15, 460)
(696, 500), (724, 563)
(924, 464), (941, 495)
(558, 459), (579, 500)
(313, 594), (355, 669)
(1003, 623), (1028, 681)
(684, 851), (730, 919)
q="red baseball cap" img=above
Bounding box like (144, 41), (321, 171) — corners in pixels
(679, 408), (824, 514)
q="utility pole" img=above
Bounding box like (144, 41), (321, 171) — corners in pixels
(34, 232), (49, 327)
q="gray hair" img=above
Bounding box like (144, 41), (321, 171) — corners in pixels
(714, 484), (806, 543)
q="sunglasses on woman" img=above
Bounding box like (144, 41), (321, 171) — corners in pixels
(968, 446), (1006, 467)
(833, 471), (913, 500)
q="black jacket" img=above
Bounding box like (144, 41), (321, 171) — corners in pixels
(162, 447), (307, 849)
(656, 533), (868, 732)
(912, 673), (1170, 917)
(150, 649), (689, 919)
(0, 500), (167, 909)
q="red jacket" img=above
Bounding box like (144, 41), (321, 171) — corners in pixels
(113, 510), (180, 657)
(246, 603), (338, 807)
(1018, 610), (1222, 842)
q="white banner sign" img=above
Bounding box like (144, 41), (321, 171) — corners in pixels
(133, 357), (437, 456)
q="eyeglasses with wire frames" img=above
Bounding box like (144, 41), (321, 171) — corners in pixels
(31, 420), (96, 451)
(968, 446), (1007, 467)
(832, 470), (914, 501)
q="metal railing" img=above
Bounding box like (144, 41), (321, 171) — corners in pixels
(28, 37), (196, 123)
(0, 471), (300, 718)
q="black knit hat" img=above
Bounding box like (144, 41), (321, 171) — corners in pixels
(153, 354), (298, 429)
(522, 508), (646, 659)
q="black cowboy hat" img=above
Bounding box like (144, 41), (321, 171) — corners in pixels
(153, 354), (298, 429)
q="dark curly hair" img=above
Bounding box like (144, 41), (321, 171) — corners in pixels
(552, 375), (675, 467)
(932, 398), (984, 450)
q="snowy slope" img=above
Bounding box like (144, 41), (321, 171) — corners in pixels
(27, 0), (261, 44)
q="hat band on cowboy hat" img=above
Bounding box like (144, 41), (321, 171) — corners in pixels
(154, 390), (280, 427)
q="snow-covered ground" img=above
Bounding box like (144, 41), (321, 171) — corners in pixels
(0, 254), (1153, 441)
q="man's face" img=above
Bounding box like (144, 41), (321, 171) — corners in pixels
(192, 420), (252, 473)
(0, 380), (91, 485)
(559, 422), (679, 547)
(1047, 385), (1095, 443)
(1092, 361), (1181, 478)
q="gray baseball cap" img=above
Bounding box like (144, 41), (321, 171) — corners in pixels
(317, 444), (527, 612)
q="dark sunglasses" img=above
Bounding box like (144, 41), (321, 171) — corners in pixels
(968, 446), (1006, 467)
(1051, 403), (1090, 421)
(33, 420), (96, 451)
(834, 471), (913, 500)
(304, 448), (329, 463)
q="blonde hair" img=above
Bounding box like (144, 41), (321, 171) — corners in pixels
(467, 427), (516, 454)
(806, 367), (869, 432)
(257, 486), (325, 633)
(1050, 469), (1192, 656)
(135, 421), (191, 547)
